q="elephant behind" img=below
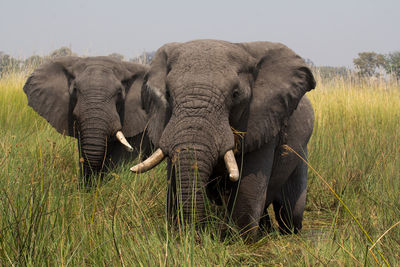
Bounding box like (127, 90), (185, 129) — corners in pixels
(23, 56), (151, 185)
(131, 40), (316, 238)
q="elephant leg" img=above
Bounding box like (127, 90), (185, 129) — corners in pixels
(272, 150), (308, 234)
(259, 210), (274, 233)
(227, 139), (276, 238)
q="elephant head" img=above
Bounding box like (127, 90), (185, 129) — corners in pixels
(24, 56), (148, 182)
(131, 40), (315, 223)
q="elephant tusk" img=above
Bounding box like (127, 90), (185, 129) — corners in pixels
(224, 150), (240, 182)
(116, 131), (134, 152)
(130, 148), (165, 173)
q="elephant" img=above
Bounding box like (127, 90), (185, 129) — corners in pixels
(23, 56), (151, 185)
(131, 40), (316, 238)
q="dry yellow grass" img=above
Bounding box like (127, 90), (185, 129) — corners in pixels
(0, 71), (399, 266)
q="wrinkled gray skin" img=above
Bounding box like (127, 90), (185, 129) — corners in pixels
(24, 56), (151, 185)
(142, 40), (316, 237)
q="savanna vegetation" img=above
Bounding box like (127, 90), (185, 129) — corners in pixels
(0, 47), (154, 78)
(0, 63), (399, 266)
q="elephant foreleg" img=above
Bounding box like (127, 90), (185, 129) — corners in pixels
(259, 211), (274, 233)
(272, 151), (308, 234)
(227, 139), (276, 238)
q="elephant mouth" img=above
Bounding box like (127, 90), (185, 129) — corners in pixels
(130, 148), (239, 181)
(131, 123), (241, 182)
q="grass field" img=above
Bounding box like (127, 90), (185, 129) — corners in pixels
(0, 70), (399, 266)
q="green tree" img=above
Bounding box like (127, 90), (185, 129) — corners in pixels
(108, 53), (124, 60)
(50, 47), (74, 58)
(383, 51), (400, 79)
(25, 55), (45, 68)
(353, 52), (385, 77)
(130, 51), (155, 64)
(0, 52), (21, 76)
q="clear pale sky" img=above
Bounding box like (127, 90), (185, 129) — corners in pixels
(1, 0), (399, 67)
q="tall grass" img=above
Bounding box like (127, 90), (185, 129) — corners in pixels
(0, 71), (399, 266)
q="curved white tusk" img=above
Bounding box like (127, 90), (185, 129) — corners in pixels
(116, 131), (134, 152)
(224, 150), (240, 182)
(130, 148), (165, 173)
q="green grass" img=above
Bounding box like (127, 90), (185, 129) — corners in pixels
(0, 71), (399, 266)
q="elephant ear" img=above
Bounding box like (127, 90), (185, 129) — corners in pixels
(238, 42), (316, 152)
(120, 62), (149, 138)
(23, 56), (80, 136)
(141, 43), (178, 147)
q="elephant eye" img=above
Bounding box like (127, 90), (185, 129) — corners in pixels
(117, 88), (125, 99)
(232, 89), (240, 99)
(165, 85), (171, 100)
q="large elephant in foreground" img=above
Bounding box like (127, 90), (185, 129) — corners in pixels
(131, 40), (316, 237)
(24, 56), (151, 185)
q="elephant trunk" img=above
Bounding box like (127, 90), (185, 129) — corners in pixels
(157, 86), (236, 223)
(163, 115), (224, 223)
(171, 142), (214, 223)
(79, 121), (109, 177)
(77, 110), (119, 180)
(75, 92), (123, 180)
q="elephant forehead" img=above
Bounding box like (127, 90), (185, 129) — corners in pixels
(169, 54), (237, 83)
(168, 71), (238, 94)
(180, 39), (236, 55)
(169, 41), (246, 77)
(173, 54), (229, 74)
(82, 57), (125, 71)
(83, 66), (114, 76)
(188, 40), (244, 55)
(76, 68), (119, 88)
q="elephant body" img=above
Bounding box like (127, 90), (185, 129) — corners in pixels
(228, 96), (313, 235)
(24, 56), (151, 185)
(194, 95), (313, 236)
(133, 39), (316, 237)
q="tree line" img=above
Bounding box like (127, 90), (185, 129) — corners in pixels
(353, 51), (400, 79)
(1, 46), (399, 80)
(305, 51), (400, 80)
(0, 47), (155, 77)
